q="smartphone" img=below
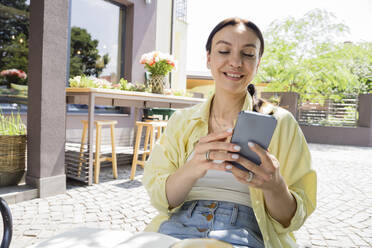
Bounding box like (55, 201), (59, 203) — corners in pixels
(230, 111), (277, 172)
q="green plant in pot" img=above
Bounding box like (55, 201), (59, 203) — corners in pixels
(0, 112), (27, 187)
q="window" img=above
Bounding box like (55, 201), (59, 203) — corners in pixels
(175, 0), (187, 23)
(0, 0), (30, 113)
(67, 0), (127, 114)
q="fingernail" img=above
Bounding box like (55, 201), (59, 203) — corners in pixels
(248, 142), (255, 148)
(234, 145), (241, 151)
(227, 128), (233, 133)
(232, 154), (239, 159)
(213, 160), (224, 164)
(225, 165), (232, 170)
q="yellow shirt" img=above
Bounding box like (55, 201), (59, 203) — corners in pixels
(142, 93), (317, 248)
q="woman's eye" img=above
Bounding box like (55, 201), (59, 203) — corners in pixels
(218, 51), (230, 54)
(243, 53), (254, 57)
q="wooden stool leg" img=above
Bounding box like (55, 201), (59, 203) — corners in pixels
(156, 126), (161, 141)
(78, 122), (88, 177)
(130, 124), (143, 180)
(142, 126), (151, 163)
(94, 125), (102, 184)
(110, 124), (118, 179)
(149, 126), (155, 155)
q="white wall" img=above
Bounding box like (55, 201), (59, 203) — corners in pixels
(155, 0), (188, 90)
(155, 0), (172, 55)
(171, 19), (187, 90)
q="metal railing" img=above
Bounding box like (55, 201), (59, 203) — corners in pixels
(297, 95), (359, 127)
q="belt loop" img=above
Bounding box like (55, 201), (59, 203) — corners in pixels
(230, 204), (238, 225)
(187, 201), (198, 218)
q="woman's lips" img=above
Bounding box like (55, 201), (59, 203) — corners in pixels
(223, 72), (244, 81)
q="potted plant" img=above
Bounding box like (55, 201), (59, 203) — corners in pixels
(0, 69), (27, 89)
(69, 75), (121, 89)
(0, 112), (27, 187)
(140, 51), (176, 94)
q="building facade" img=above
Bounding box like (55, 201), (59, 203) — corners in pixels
(0, 0), (188, 199)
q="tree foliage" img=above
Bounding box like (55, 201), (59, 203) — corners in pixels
(254, 9), (372, 99)
(69, 27), (109, 77)
(0, 1), (110, 86)
(0, 0), (29, 74)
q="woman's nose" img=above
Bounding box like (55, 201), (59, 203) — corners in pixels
(229, 53), (242, 68)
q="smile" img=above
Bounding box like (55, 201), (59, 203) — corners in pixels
(223, 72), (244, 79)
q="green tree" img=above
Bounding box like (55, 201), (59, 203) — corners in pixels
(1, 1), (110, 85)
(0, 0), (29, 73)
(69, 26), (109, 77)
(254, 9), (372, 99)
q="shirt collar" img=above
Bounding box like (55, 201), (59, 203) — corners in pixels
(190, 91), (253, 122)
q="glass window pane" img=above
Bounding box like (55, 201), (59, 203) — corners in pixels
(68, 0), (126, 114)
(69, 0), (121, 82)
(0, 0), (30, 113)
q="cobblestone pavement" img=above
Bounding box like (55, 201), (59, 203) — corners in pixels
(6, 144), (372, 248)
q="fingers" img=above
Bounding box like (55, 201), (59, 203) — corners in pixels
(248, 142), (270, 164)
(232, 171), (265, 187)
(196, 141), (241, 154)
(206, 150), (240, 162)
(232, 157), (272, 181)
(199, 128), (233, 143)
(206, 161), (232, 172)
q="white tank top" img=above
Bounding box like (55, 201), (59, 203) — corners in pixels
(185, 151), (252, 207)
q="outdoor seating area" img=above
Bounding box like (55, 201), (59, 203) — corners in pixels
(3, 143), (371, 248)
(1, 1), (372, 247)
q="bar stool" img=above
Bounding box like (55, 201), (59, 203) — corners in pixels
(130, 121), (167, 180)
(79, 120), (118, 184)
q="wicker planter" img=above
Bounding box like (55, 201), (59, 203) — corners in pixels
(149, 75), (166, 94)
(0, 135), (26, 187)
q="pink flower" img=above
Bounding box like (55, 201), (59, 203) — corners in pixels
(148, 60), (155, 66)
(0, 69), (27, 80)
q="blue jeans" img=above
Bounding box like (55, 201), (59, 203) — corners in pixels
(158, 200), (264, 248)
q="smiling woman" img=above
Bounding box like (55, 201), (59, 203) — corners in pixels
(142, 17), (317, 248)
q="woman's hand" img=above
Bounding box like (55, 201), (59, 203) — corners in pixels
(166, 128), (242, 208)
(228, 142), (297, 227)
(183, 128), (242, 180)
(227, 141), (284, 192)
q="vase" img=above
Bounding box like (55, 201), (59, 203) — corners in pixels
(149, 75), (166, 94)
(0, 135), (27, 187)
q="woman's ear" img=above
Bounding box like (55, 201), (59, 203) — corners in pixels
(206, 52), (211, 69)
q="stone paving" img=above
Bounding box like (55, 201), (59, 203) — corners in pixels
(6, 143), (372, 248)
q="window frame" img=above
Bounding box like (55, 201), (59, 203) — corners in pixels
(66, 0), (128, 115)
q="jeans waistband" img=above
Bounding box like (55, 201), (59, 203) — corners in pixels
(182, 200), (253, 214)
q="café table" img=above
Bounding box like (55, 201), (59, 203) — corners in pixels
(28, 227), (233, 248)
(66, 88), (204, 185)
(28, 228), (179, 248)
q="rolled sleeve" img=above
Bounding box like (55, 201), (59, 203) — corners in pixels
(265, 108), (317, 236)
(142, 112), (183, 214)
(266, 189), (307, 234)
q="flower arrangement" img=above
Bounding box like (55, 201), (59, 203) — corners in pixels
(0, 111), (26, 135)
(0, 69), (27, 87)
(140, 51), (176, 76)
(69, 75), (120, 89)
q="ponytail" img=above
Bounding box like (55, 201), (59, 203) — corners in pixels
(247, 84), (274, 115)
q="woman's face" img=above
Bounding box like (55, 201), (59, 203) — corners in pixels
(207, 24), (261, 94)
